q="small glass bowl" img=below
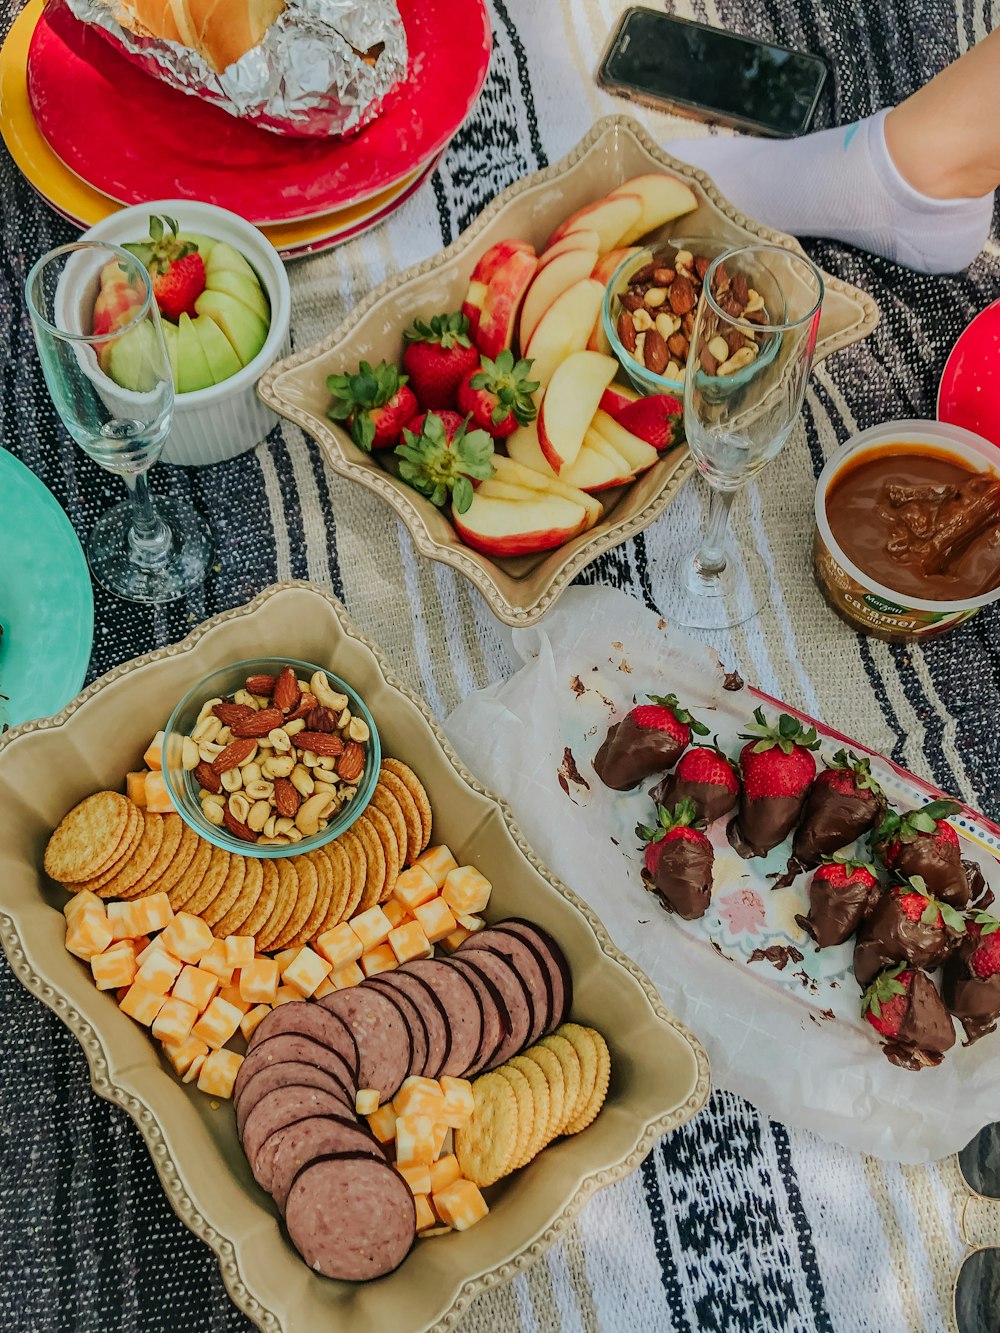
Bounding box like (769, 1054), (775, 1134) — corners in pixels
(161, 656), (380, 858)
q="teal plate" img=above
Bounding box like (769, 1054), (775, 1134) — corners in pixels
(0, 449), (94, 727)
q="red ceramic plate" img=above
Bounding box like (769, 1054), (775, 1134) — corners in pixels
(27, 0), (490, 225)
(937, 298), (1000, 448)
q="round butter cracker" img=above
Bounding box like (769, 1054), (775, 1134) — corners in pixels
(381, 759), (432, 853)
(44, 792), (133, 884)
(454, 1071), (520, 1188)
(564, 1029), (611, 1135)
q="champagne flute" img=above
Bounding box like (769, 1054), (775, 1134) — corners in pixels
(25, 242), (213, 604)
(658, 243), (824, 630)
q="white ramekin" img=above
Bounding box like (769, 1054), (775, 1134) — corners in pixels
(80, 200), (291, 466)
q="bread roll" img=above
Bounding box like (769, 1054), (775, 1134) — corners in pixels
(99, 0), (284, 72)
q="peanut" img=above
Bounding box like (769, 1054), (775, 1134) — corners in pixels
(284, 717), (306, 737)
(244, 780), (274, 801)
(233, 689), (259, 709)
(290, 765), (315, 798)
(221, 768), (243, 793)
(263, 754), (295, 778)
(181, 737), (200, 772)
(268, 728), (292, 753)
(192, 715), (222, 744)
(643, 287), (667, 308)
(228, 793), (251, 824)
(707, 335), (730, 363)
(347, 717), (370, 744)
(202, 800), (225, 827)
(247, 801), (271, 832)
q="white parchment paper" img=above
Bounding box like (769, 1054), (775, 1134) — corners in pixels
(444, 586), (1000, 1163)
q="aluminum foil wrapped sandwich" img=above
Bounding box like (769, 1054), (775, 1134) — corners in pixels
(64, 0), (408, 137)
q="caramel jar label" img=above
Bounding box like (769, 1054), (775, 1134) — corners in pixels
(813, 532), (978, 641)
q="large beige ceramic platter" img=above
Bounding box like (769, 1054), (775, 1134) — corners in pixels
(0, 582), (710, 1332)
(259, 116), (880, 627)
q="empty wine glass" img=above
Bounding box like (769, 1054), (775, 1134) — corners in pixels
(657, 243), (824, 630)
(25, 241), (213, 604)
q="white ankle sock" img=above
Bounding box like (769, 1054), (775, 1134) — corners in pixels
(668, 109), (994, 274)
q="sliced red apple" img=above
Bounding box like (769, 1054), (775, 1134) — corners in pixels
(546, 193), (643, 255)
(538, 229), (601, 267)
(518, 247), (599, 351)
(588, 410), (659, 473)
(590, 246), (643, 286)
(494, 446), (602, 525)
(560, 436), (633, 492)
(599, 382), (642, 421)
(609, 173), (698, 246)
(452, 491), (589, 557)
(476, 249), (538, 360)
(537, 350), (618, 473)
(524, 279), (605, 390)
(462, 239), (535, 339)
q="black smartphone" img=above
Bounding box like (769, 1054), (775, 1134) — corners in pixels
(598, 8), (829, 138)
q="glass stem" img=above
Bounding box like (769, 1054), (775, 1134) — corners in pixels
(123, 471), (173, 569)
(693, 486), (736, 578)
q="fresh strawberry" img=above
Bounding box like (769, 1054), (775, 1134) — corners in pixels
(873, 798), (968, 907)
(124, 215), (205, 322)
(862, 964), (913, 1038)
(968, 913), (1000, 980)
(326, 360), (419, 451)
(651, 744), (739, 824)
(616, 394), (685, 451)
(394, 411), (494, 514)
(729, 708), (819, 857)
(636, 798), (714, 920)
(594, 693), (709, 791)
(402, 313), (481, 411)
(456, 349), (540, 439)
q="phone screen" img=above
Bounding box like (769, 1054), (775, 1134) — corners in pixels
(600, 9), (827, 137)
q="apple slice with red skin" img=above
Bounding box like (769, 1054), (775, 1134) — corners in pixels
(476, 249), (539, 360)
(495, 440), (602, 525)
(537, 350), (618, 473)
(598, 382), (641, 421)
(560, 434), (635, 492)
(524, 279), (605, 390)
(462, 239), (535, 339)
(608, 173), (698, 246)
(453, 491), (590, 556)
(538, 229), (601, 268)
(546, 193), (642, 255)
(588, 410), (659, 473)
(518, 246), (599, 350)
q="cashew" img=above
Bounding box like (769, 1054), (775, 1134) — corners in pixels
(707, 335), (730, 363)
(337, 707), (352, 730)
(314, 755), (338, 773)
(285, 827), (303, 843)
(295, 792), (335, 836)
(263, 816), (278, 838)
(632, 308), (654, 332)
(247, 800), (271, 832)
(181, 736), (200, 771)
(221, 768), (243, 792)
(296, 678), (310, 693)
(301, 751), (319, 768)
(347, 717), (370, 744)
(717, 346), (757, 376)
(274, 816), (296, 836)
(744, 288), (765, 313)
(290, 765), (314, 798)
(310, 671), (348, 713)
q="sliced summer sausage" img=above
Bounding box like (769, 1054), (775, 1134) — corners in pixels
(446, 954), (512, 1076)
(246, 1000), (360, 1080)
(268, 1115), (385, 1211)
(318, 986), (412, 1103)
(235, 1033), (355, 1108)
(400, 958), (484, 1078)
(491, 917), (573, 1027)
(453, 949), (533, 1069)
(236, 1061), (355, 1138)
(364, 975), (430, 1079)
(366, 969), (451, 1079)
(243, 1086), (355, 1189)
(460, 929), (553, 1044)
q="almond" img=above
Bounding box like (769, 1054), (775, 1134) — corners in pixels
(731, 272), (750, 307)
(285, 691), (319, 723)
(272, 777), (301, 818)
(337, 741), (365, 783)
(273, 666), (300, 714)
(230, 706), (284, 738)
(668, 276), (695, 316)
(306, 706), (340, 734)
(213, 702), (255, 727)
(620, 292), (644, 312)
(211, 737), (257, 775)
(653, 267), (676, 285)
(700, 347), (720, 374)
(667, 332), (689, 360)
(643, 327), (669, 375)
(293, 731), (345, 758)
(617, 312), (637, 353)
(195, 760), (222, 794)
(245, 674), (276, 696)
(694, 255), (711, 281)
(222, 806), (257, 843)
(630, 263), (655, 284)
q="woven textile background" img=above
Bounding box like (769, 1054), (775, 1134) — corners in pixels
(2, 0), (1000, 1329)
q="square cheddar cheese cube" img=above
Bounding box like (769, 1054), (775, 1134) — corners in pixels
(355, 1088), (380, 1116)
(135, 949), (183, 996)
(315, 922), (363, 970)
(66, 911), (114, 962)
(272, 986), (302, 1007)
(395, 1114), (437, 1167)
(126, 771), (147, 808)
(92, 941), (139, 991)
(312, 976), (337, 999)
(442, 867), (492, 916)
(382, 899), (411, 930)
(414, 845), (459, 889)
(119, 982), (166, 1026)
(350, 906), (392, 953)
(431, 1121), (450, 1159)
(412, 897), (457, 944)
(439, 1076), (475, 1128)
(365, 1104), (397, 1143)
(163, 1034), (209, 1076)
(219, 984), (252, 1015)
(107, 902), (146, 942)
(224, 935), (255, 970)
(239, 958), (279, 1006)
(239, 1004), (271, 1041)
(198, 940), (235, 984)
(395, 1162), (431, 1196)
(143, 770), (175, 814)
(414, 1194), (436, 1233)
(439, 925), (472, 952)
(392, 866), (438, 912)
(173, 965), (220, 1013)
(273, 947), (300, 975)
(64, 890), (104, 923)
(433, 1178), (489, 1231)
(190, 997), (243, 1050)
(151, 996), (199, 1046)
(182, 1053), (207, 1084)
(131, 893), (174, 936)
(328, 962), (364, 991)
(429, 1153), (462, 1195)
(360, 944), (397, 978)
(394, 1076), (444, 1119)
(160, 913), (214, 964)
(197, 1049), (243, 1099)
(388, 921), (433, 965)
(283, 948), (331, 998)
(455, 913), (485, 934)
(143, 730), (165, 771)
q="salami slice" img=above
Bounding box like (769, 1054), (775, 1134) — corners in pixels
(243, 1086), (354, 1187)
(285, 1152), (416, 1282)
(454, 949), (533, 1069)
(235, 1033), (355, 1107)
(319, 987), (412, 1103)
(236, 1061), (355, 1138)
(399, 958), (483, 1078)
(246, 1000), (360, 1080)
(460, 929), (554, 1043)
(367, 970), (451, 1079)
(491, 918), (573, 1027)
(447, 955), (511, 1077)
(268, 1115), (385, 1211)
(364, 976), (429, 1079)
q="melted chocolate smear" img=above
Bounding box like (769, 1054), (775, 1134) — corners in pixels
(798, 877), (883, 950)
(645, 840), (713, 921)
(593, 716), (685, 791)
(570, 675), (585, 697)
(728, 794), (806, 860)
(651, 773), (738, 826)
(854, 894), (960, 987)
(821, 1008), (835, 1021)
(964, 860), (992, 912)
(747, 944), (804, 971)
(792, 784), (885, 867)
(723, 670), (745, 691)
(559, 747), (590, 791)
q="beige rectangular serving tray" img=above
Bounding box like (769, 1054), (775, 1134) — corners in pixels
(259, 116), (880, 627)
(0, 582), (710, 1332)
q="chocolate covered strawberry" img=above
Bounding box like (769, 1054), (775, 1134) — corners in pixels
(638, 799), (713, 920)
(873, 799), (969, 907)
(794, 856), (881, 949)
(651, 744), (739, 824)
(942, 911), (1000, 1043)
(394, 410), (494, 513)
(853, 875), (965, 986)
(727, 709), (819, 859)
(862, 965), (956, 1069)
(327, 360), (418, 451)
(402, 313), (481, 411)
(456, 349), (539, 439)
(594, 694), (709, 791)
(791, 749), (886, 867)
(616, 394), (685, 451)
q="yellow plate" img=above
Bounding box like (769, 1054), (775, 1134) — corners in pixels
(0, 0), (424, 255)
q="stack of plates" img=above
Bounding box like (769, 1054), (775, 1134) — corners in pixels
(0, 0), (490, 258)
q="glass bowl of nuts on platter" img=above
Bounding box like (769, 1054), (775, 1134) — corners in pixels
(602, 236), (779, 397)
(160, 657), (380, 858)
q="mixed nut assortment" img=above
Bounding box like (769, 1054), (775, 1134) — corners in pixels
(181, 665), (370, 845)
(614, 248), (768, 381)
